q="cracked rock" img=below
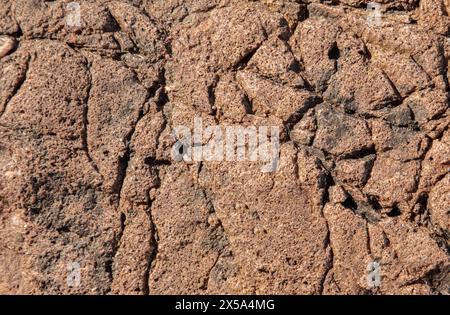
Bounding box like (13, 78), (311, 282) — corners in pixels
(0, 0), (448, 295)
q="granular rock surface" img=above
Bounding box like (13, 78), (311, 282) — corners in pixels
(0, 0), (449, 295)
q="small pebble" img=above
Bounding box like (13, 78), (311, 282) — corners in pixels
(0, 36), (16, 59)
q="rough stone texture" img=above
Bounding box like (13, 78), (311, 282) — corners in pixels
(0, 0), (449, 295)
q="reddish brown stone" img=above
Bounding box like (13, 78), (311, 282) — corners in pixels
(0, 0), (448, 295)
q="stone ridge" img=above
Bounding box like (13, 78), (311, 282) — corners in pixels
(0, 0), (448, 295)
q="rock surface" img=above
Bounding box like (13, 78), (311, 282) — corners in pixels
(0, 0), (449, 294)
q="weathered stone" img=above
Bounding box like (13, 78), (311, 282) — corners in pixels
(334, 155), (375, 187)
(0, 0), (448, 296)
(365, 154), (420, 207)
(314, 105), (373, 157)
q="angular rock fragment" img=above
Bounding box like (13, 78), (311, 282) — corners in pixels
(248, 36), (304, 87)
(290, 18), (339, 92)
(322, 203), (371, 294)
(365, 154), (420, 208)
(370, 119), (429, 162)
(428, 174), (450, 235)
(290, 109), (317, 146)
(334, 155), (375, 187)
(236, 70), (321, 122)
(0, 36), (15, 59)
(314, 105), (373, 157)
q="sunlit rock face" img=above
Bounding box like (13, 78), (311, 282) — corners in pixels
(0, 0), (448, 295)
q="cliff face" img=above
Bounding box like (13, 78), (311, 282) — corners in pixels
(0, 0), (448, 295)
